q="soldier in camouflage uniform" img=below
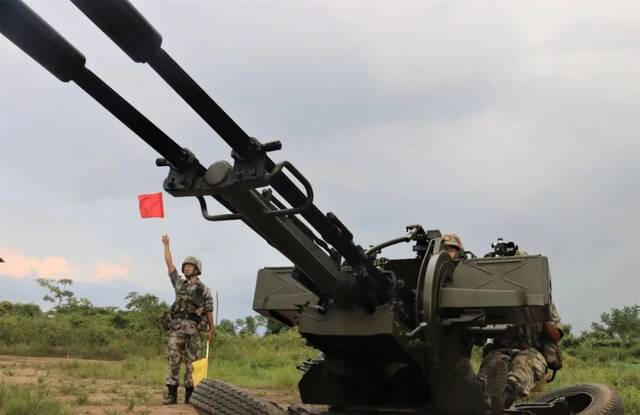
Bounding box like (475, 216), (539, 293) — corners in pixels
(478, 250), (564, 413)
(162, 234), (215, 405)
(479, 303), (563, 412)
(443, 236), (564, 413)
(442, 233), (464, 259)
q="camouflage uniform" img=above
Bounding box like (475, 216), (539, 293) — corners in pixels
(166, 269), (214, 388)
(480, 303), (563, 402)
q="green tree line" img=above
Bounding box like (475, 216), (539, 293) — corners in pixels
(558, 305), (640, 362)
(0, 278), (638, 362)
(0, 278), (286, 359)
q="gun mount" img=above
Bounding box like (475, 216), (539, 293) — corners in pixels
(1, 2), (622, 414)
(487, 238), (520, 258)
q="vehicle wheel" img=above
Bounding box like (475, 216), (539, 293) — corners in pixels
(530, 383), (624, 415)
(191, 379), (286, 415)
(286, 403), (337, 414)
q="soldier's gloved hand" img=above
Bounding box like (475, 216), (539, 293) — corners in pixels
(548, 360), (563, 371)
(208, 329), (216, 342)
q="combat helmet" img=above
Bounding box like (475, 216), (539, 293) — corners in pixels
(442, 233), (464, 251)
(182, 256), (202, 275)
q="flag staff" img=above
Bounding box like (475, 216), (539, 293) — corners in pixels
(215, 291), (219, 325)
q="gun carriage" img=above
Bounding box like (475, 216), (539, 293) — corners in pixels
(0, 2), (623, 414)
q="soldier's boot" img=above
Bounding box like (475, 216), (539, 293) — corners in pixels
(185, 387), (194, 404)
(481, 358), (509, 415)
(455, 358), (485, 392)
(503, 379), (518, 409)
(162, 385), (178, 405)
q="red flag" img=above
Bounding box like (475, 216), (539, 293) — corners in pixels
(138, 192), (164, 218)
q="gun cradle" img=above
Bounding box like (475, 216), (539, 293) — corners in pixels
(254, 253), (552, 412)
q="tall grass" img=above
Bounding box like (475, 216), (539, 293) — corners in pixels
(0, 384), (65, 415)
(0, 311), (165, 360)
(540, 354), (640, 414)
(55, 331), (317, 392)
(209, 330), (317, 390)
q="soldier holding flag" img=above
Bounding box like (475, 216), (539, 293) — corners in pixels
(161, 234), (215, 405)
(138, 192), (215, 404)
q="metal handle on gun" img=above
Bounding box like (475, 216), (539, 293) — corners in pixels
(197, 161), (314, 222)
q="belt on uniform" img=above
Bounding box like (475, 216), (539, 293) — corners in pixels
(171, 313), (201, 322)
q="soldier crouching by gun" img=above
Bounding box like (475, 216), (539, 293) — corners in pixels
(445, 235), (564, 414)
(161, 234), (215, 405)
(479, 305), (563, 413)
(478, 247), (564, 414)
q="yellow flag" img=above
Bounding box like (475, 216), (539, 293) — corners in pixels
(192, 341), (209, 386)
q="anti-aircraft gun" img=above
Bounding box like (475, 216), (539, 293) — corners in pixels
(0, 1), (623, 414)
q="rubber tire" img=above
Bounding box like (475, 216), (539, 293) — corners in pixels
(191, 379), (285, 415)
(531, 383), (624, 415)
(287, 404), (325, 414)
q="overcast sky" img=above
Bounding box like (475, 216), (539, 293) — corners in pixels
(1, 1), (638, 331)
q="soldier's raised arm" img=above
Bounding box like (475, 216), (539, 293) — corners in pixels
(162, 235), (178, 285)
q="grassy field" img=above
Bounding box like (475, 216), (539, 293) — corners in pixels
(0, 331), (318, 415)
(50, 330), (316, 392)
(542, 355), (640, 414)
(0, 383), (65, 415)
(52, 349), (640, 409)
(1, 300), (638, 413)
(2, 334), (638, 414)
(0, 355), (192, 415)
(66, 348), (640, 413)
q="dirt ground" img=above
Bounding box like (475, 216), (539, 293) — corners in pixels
(0, 355), (291, 414)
